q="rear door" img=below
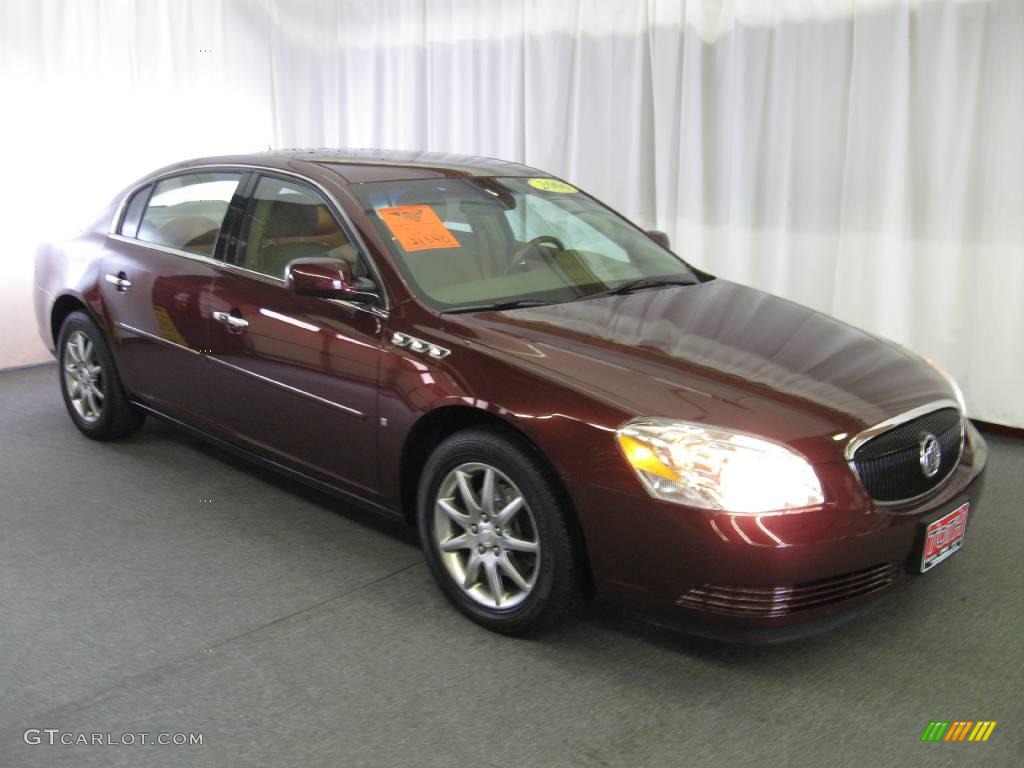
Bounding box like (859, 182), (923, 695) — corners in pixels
(101, 171), (245, 422)
(200, 173), (385, 496)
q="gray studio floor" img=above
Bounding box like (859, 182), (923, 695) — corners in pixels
(1, 363), (1021, 768)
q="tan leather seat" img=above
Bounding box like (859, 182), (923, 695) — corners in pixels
(254, 202), (361, 278)
(141, 215), (220, 256)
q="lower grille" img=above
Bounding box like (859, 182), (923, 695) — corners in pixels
(851, 408), (963, 503)
(676, 562), (901, 618)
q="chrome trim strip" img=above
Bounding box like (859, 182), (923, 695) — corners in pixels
(844, 398), (966, 507)
(205, 356), (364, 418)
(214, 260), (284, 286)
(843, 399), (962, 461)
(108, 233), (221, 267)
(107, 162), (390, 312)
(115, 322), (199, 355)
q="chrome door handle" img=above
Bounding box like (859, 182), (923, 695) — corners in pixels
(104, 273), (132, 292)
(212, 311), (249, 331)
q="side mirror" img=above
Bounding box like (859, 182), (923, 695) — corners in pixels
(646, 230), (671, 249)
(285, 257), (357, 299)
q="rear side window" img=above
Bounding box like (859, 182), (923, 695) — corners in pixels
(119, 185), (150, 238)
(137, 172), (242, 257)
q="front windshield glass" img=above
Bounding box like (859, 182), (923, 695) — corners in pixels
(350, 176), (702, 311)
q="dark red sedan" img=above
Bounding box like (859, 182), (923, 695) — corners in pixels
(34, 150), (986, 639)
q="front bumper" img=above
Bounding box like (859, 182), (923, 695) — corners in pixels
(569, 422), (988, 641)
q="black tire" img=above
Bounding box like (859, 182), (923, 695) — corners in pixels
(417, 428), (584, 635)
(57, 310), (145, 440)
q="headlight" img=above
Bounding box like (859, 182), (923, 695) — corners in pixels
(926, 358), (967, 414)
(616, 418), (824, 513)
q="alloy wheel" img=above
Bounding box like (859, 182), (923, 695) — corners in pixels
(63, 330), (105, 423)
(433, 462), (541, 609)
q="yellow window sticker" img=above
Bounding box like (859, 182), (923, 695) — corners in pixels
(377, 205), (461, 252)
(527, 178), (578, 193)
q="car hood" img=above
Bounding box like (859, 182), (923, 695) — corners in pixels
(444, 280), (956, 463)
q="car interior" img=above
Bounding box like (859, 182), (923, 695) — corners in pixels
(239, 198), (364, 280)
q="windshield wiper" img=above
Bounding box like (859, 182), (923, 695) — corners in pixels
(441, 299), (553, 314)
(587, 278), (696, 298)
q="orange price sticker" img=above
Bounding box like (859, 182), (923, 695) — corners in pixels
(377, 205), (461, 252)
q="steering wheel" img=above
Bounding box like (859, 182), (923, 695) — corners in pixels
(503, 235), (565, 275)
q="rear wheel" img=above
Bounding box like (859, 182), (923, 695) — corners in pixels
(417, 429), (583, 635)
(57, 311), (144, 440)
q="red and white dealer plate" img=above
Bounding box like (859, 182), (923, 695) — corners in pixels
(921, 501), (969, 573)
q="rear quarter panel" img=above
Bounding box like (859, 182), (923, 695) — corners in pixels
(34, 204), (118, 351)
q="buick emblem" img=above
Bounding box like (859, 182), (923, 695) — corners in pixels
(919, 433), (942, 478)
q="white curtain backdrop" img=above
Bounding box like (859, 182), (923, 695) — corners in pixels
(1, 0), (1021, 426)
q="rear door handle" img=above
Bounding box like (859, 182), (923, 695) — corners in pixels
(212, 311), (249, 332)
(104, 272), (132, 292)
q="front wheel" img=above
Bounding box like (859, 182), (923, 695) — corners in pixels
(57, 310), (144, 440)
(417, 429), (584, 635)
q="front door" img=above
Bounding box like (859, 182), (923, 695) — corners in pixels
(201, 174), (384, 496)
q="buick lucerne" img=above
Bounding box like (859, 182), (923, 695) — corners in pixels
(34, 150), (986, 638)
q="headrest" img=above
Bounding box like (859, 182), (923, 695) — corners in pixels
(262, 200), (318, 238)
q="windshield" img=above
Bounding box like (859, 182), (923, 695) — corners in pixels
(350, 176), (703, 311)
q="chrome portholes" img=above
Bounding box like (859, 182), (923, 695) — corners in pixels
(391, 332), (451, 359)
(433, 462), (540, 610)
(63, 331), (105, 423)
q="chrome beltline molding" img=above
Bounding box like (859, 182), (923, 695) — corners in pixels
(844, 398), (966, 507)
(114, 322), (364, 419)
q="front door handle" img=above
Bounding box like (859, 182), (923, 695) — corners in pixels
(104, 272), (132, 292)
(213, 310), (249, 332)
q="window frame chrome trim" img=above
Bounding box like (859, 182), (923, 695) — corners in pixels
(108, 233), (220, 265)
(107, 162), (391, 315)
(844, 398), (966, 507)
(205, 356), (365, 419)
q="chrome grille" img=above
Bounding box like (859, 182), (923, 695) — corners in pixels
(676, 562), (901, 618)
(851, 407), (963, 503)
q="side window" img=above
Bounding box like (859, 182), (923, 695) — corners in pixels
(137, 172), (242, 257)
(237, 176), (364, 281)
(118, 185), (150, 238)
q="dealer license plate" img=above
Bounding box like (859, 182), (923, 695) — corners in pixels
(920, 501), (969, 573)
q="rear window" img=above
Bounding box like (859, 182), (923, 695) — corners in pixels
(137, 172), (242, 257)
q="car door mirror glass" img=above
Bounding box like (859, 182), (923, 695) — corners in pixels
(286, 258), (359, 298)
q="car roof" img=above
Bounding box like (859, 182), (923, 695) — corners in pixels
(174, 149), (550, 184)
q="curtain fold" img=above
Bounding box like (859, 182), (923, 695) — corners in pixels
(2, 0), (1021, 425)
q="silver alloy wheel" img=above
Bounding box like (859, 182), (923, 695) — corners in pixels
(63, 330), (105, 423)
(433, 462), (541, 609)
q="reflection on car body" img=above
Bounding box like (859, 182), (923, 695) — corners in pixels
(35, 149), (986, 639)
